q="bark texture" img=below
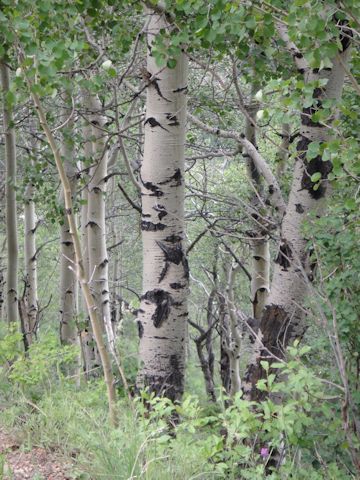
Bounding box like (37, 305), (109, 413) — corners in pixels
(243, 99), (270, 321)
(26, 78), (117, 426)
(79, 120), (99, 377)
(22, 160), (38, 346)
(244, 38), (351, 401)
(136, 12), (189, 401)
(59, 113), (77, 345)
(86, 94), (111, 334)
(1, 61), (18, 324)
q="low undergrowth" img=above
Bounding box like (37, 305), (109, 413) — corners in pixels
(0, 333), (358, 479)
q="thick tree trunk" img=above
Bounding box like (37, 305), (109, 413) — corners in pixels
(1, 61), (18, 324)
(136, 12), (189, 401)
(244, 40), (351, 401)
(60, 113), (77, 345)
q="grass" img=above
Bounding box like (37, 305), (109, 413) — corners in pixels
(0, 378), (214, 480)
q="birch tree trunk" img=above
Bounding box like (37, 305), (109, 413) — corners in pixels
(244, 36), (352, 400)
(25, 80), (117, 426)
(0, 166), (4, 322)
(243, 101), (270, 321)
(22, 163), (38, 346)
(86, 95), (111, 334)
(59, 113), (77, 345)
(136, 12), (189, 401)
(79, 120), (99, 377)
(276, 123), (290, 178)
(1, 61), (18, 324)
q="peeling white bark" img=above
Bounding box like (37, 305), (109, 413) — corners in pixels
(136, 12), (189, 401)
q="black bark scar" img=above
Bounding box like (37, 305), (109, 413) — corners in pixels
(295, 203), (304, 214)
(166, 113), (180, 126)
(137, 320), (144, 339)
(159, 168), (182, 186)
(144, 117), (169, 132)
(152, 78), (172, 102)
(140, 173), (164, 197)
(173, 85), (188, 93)
(274, 239), (293, 271)
(164, 234), (183, 243)
(153, 204), (168, 221)
(141, 221), (166, 231)
(170, 282), (185, 290)
(157, 241), (189, 282)
(142, 289), (173, 328)
(297, 136), (331, 199)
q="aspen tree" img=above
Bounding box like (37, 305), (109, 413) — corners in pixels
(86, 94), (112, 334)
(244, 25), (352, 400)
(19, 53), (118, 425)
(59, 109), (77, 345)
(1, 61), (18, 325)
(22, 148), (38, 346)
(136, 11), (189, 401)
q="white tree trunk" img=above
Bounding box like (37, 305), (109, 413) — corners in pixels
(59, 112), (77, 345)
(243, 99), (270, 320)
(0, 166), (5, 321)
(23, 168), (38, 345)
(244, 39), (351, 400)
(276, 123), (290, 178)
(86, 94), (111, 334)
(136, 12), (189, 401)
(1, 61), (18, 324)
(251, 240), (270, 321)
(79, 119), (98, 377)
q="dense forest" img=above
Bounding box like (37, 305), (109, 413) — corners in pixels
(0, 1), (359, 478)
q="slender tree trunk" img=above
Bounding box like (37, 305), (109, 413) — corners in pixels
(1, 61), (18, 324)
(136, 12), (189, 401)
(219, 292), (230, 396)
(226, 264), (242, 396)
(59, 111), (77, 345)
(276, 123), (290, 178)
(0, 166), (5, 321)
(86, 94), (111, 334)
(244, 39), (351, 401)
(243, 96), (270, 321)
(79, 120), (99, 378)
(110, 222), (121, 333)
(25, 74), (117, 426)
(22, 162), (38, 345)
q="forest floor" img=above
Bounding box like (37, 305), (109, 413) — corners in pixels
(0, 428), (74, 479)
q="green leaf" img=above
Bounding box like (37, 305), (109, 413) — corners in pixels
(310, 172), (321, 183)
(5, 90), (16, 108)
(167, 58), (177, 69)
(306, 141), (321, 160)
(260, 360), (269, 372)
